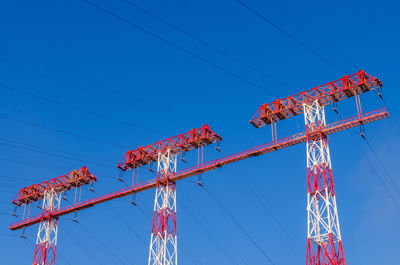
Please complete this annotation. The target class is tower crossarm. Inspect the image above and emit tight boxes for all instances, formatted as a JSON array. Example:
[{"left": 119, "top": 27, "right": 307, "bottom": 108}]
[
  {"left": 12, "top": 167, "right": 97, "bottom": 206},
  {"left": 9, "top": 108, "right": 388, "bottom": 231},
  {"left": 117, "top": 124, "right": 222, "bottom": 171},
  {"left": 250, "top": 70, "right": 382, "bottom": 128}
]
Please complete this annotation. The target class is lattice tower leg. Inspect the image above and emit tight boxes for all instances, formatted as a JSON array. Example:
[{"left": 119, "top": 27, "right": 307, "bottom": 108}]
[
  {"left": 303, "top": 101, "right": 346, "bottom": 265},
  {"left": 148, "top": 150, "right": 178, "bottom": 265},
  {"left": 33, "top": 188, "right": 62, "bottom": 265}
]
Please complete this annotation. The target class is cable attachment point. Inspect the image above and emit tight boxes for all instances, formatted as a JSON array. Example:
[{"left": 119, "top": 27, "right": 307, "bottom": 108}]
[
  {"left": 88, "top": 183, "right": 95, "bottom": 193},
  {"left": 148, "top": 163, "right": 155, "bottom": 173},
  {"left": 215, "top": 142, "right": 222, "bottom": 152},
  {"left": 332, "top": 101, "right": 339, "bottom": 114},
  {"left": 117, "top": 171, "right": 125, "bottom": 183},
  {"left": 62, "top": 192, "right": 68, "bottom": 201},
  {"left": 130, "top": 194, "right": 138, "bottom": 206},
  {"left": 196, "top": 174, "right": 204, "bottom": 188},
  {"left": 11, "top": 205, "right": 18, "bottom": 217},
  {"left": 72, "top": 212, "right": 79, "bottom": 223},
  {"left": 360, "top": 124, "right": 366, "bottom": 140},
  {"left": 20, "top": 227, "right": 27, "bottom": 239},
  {"left": 179, "top": 153, "right": 187, "bottom": 163},
  {"left": 377, "top": 87, "right": 384, "bottom": 100}
]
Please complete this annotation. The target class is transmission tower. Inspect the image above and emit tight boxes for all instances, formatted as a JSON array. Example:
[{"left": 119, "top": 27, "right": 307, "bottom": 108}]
[
  {"left": 303, "top": 101, "right": 346, "bottom": 265},
  {"left": 148, "top": 150, "right": 178, "bottom": 265},
  {"left": 117, "top": 124, "right": 222, "bottom": 265},
  {"left": 11, "top": 167, "right": 97, "bottom": 265},
  {"left": 250, "top": 70, "right": 382, "bottom": 264},
  {"left": 9, "top": 71, "right": 387, "bottom": 265},
  {"left": 33, "top": 188, "right": 62, "bottom": 265}
]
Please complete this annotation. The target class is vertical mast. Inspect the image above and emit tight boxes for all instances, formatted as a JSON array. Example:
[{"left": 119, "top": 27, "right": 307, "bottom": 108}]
[
  {"left": 148, "top": 149, "right": 178, "bottom": 265},
  {"left": 303, "top": 100, "right": 346, "bottom": 265},
  {"left": 32, "top": 188, "right": 62, "bottom": 265}
]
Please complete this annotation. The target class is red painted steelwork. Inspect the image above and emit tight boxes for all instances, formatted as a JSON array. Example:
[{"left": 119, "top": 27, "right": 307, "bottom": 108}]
[
  {"left": 12, "top": 167, "right": 97, "bottom": 206},
  {"left": 9, "top": 108, "right": 388, "bottom": 231},
  {"left": 117, "top": 124, "right": 222, "bottom": 171},
  {"left": 250, "top": 70, "right": 382, "bottom": 128}
]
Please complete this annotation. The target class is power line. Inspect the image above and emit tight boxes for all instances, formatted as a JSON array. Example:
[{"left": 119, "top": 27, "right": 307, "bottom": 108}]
[
  {"left": 0, "top": 176, "right": 34, "bottom": 182},
  {"left": 0, "top": 155, "right": 114, "bottom": 181},
  {"left": 0, "top": 155, "right": 68, "bottom": 171},
  {"left": 179, "top": 197, "right": 243, "bottom": 265},
  {"left": 334, "top": 111, "right": 400, "bottom": 213},
  {"left": 228, "top": 166, "right": 306, "bottom": 260},
  {"left": 187, "top": 147, "right": 303, "bottom": 261},
  {"left": 0, "top": 82, "right": 168, "bottom": 136},
  {"left": 217, "top": 147, "right": 304, "bottom": 259},
  {"left": 108, "top": 204, "right": 202, "bottom": 265},
  {"left": 123, "top": 0, "right": 297, "bottom": 93},
  {"left": 235, "top": 0, "right": 344, "bottom": 72},
  {"left": 0, "top": 114, "right": 129, "bottom": 148},
  {"left": 0, "top": 43, "right": 186, "bottom": 119},
  {"left": 0, "top": 140, "right": 114, "bottom": 168},
  {"left": 78, "top": 219, "right": 131, "bottom": 265},
  {"left": 81, "top": 0, "right": 281, "bottom": 97},
  {"left": 178, "top": 241, "right": 204, "bottom": 265},
  {"left": 379, "top": 97, "right": 400, "bottom": 139},
  {"left": 263, "top": 0, "right": 357, "bottom": 69},
  {"left": 203, "top": 184, "right": 276, "bottom": 265},
  {"left": 358, "top": 136, "right": 400, "bottom": 212},
  {"left": 362, "top": 136, "right": 400, "bottom": 195},
  {"left": 108, "top": 205, "right": 147, "bottom": 244},
  {"left": 376, "top": 125, "right": 400, "bottom": 168},
  {"left": 59, "top": 225, "right": 107, "bottom": 265},
  {"left": 0, "top": 136, "right": 114, "bottom": 163},
  {"left": 23, "top": 235, "right": 73, "bottom": 265}
]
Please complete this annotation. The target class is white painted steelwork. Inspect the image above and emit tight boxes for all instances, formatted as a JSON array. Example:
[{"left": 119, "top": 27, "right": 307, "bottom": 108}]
[
  {"left": 303, "top": 100, "right": 345, "bottom": 265},
  {"left": 148, "top": 149, "right": 178, "bottom": 265}
]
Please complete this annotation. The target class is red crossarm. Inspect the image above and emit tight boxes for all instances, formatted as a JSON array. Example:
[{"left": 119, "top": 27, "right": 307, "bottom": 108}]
[
  {"left": 250, "top": 70, "right": 383, "bottom": 128},
  {"left": 9, "top": 108, "right": 388, "bottom": 231},
  {"left": 12, "top": 167, "right": 97, "bottom": 206},
  {"left": 117, "top": 124, "right": 222, "bottom": 171}
]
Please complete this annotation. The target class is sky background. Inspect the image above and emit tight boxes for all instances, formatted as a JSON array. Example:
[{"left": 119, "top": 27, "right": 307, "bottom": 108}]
[{"left": 1, "top": 0, "right": 399, "bottom": 264}]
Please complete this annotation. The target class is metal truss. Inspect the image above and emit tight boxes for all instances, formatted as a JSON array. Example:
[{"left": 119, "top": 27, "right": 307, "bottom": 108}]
[
  {"left": 32, "top": 189, "right": 62, "bottom": 265},
  {"left": 13, "top": 167, "right": 96, "bottom": 206},
  {"left": 303, "top": 100, "right": 346, "bottom": 265},
  {"left": 118, "top": 124, "right": 222, "bottom": 171},
  {"left": 9, "top": 108, "right": 389, "bottom": 232},
  {"left": 251, "top": 70, "right": 382, "bottom": 127},
  {"left": 148, "top": 150, "right": 178, "bottom": 265}
]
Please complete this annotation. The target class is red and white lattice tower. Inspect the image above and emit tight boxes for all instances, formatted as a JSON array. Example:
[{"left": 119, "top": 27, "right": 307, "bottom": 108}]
[
  {"left": 303, "top": 100, "right": 346, "bottom": 265},
  {"left": 33, "top": 188, "right": 62, "bottom": 265},
  {"left": 148, "top": 149, "right": 178, "bottom": 265}
]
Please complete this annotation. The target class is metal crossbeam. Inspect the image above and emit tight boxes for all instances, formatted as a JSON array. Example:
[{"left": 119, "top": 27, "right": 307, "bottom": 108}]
[
  {"left": 250, "top": 70, "right": 382, "bottom": 127},
  {"left": 13, "top": 167, "right": 97, "bottom": 206},
  {"left": 117, "top": 124, "right": 222, "bottom": 171},
  {"left": 10, "top": 108, "right": 388, "bottom": 231}
]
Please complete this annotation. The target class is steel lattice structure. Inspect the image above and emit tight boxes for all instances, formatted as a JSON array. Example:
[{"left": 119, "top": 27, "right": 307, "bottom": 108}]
[
  {"left": 13, "top": 167, "right": 97, "bottom": 206},
  {"left": 148, "top": 150, "right": 178, "bottom": 265},
  {"left": 304, "top": 101, "right": 345, "bottom": 265},
  {"left": 250, "top": 70, "right": 382, "bottom": 127},
  {"left": 117, "top": 124, "right": 222, "bottom": 171},
  {"left": 249, "top": 70, "right": 383, "bottom": 264},
  {"left": 8, "top": 70, "right": 387, "bottom": 265},
  {"left": 10, "top": 108, "right": 388, "bottom": 231},
  {"left": 11, "top": 167, "right": 96, "bottom": 265},
  {"left": 32, "top": 188, "right": 62, "bottom": 265}
]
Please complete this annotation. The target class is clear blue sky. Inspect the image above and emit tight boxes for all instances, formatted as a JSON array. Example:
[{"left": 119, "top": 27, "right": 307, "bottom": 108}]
[{"left": 1, "top": 0, "right": 399, "bottom": 264}]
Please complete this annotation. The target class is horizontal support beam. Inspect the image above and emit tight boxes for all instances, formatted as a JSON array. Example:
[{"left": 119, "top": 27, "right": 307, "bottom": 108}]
[
  {"left": 250, "top": 70, "right": 382, "bottom": 127},
  {"left": 13, "top": 167, "right": 97, "bottom": 206},
  {"left": 9, "top": 108, "right": 388, "bottom": 231},
  {"left": 117, "top": 124, "right": 222, "bottom": 171}
]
